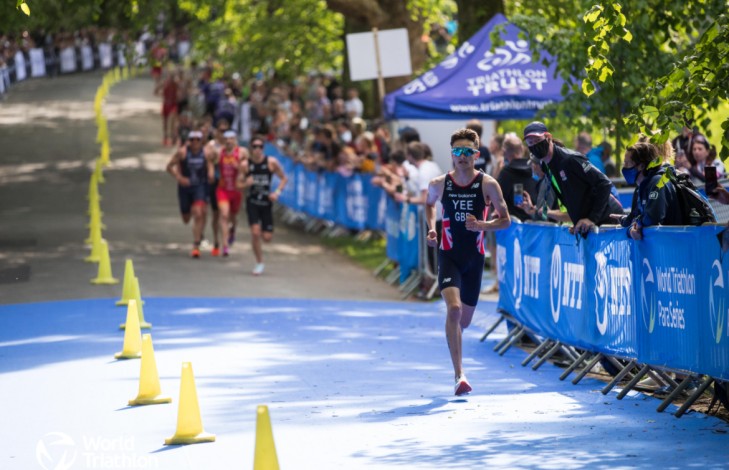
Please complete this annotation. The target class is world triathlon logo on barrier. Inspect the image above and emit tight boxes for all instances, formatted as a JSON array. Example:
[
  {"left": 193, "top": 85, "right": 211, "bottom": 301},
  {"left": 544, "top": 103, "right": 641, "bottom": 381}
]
[
  {"left": 593, "top": 247, "right": 632, "bottom": 336},
  {"left": 709, "top": 259, "right": 726, "bottom": 344},
  {"left": 641, "top": 258, "right": 657, "bottom": 334}
]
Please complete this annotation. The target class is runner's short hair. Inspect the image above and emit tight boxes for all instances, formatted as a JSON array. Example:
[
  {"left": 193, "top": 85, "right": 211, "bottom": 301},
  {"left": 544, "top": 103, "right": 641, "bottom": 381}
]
[{"left": 450, "top": 128, "right": 479, "bottom": 147}]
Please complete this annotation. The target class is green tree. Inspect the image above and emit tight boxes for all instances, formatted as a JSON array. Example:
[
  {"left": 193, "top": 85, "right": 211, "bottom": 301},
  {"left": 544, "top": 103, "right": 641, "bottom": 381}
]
[
  {"left": 179, "top": 0, "right": 343, "bottom": 82},
  {"left": 509, "top": 0, "right": 728, "bottom": 164}
]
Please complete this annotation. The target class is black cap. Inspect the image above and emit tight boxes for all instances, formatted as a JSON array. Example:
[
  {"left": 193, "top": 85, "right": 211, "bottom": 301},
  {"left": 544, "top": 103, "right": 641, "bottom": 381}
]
[{"left": 524, "top": 121, "right": 549, "bottom": 139}]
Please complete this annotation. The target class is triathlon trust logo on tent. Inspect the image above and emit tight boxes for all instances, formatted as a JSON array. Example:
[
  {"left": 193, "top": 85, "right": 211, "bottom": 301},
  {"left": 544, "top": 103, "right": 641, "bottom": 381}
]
[
  {"left": 641, "top": 258, "right": 657, "bottom": 334},
  {"left": 709, "top": 259, "right": 726, "bottom": 344},
  {"left": 477, "top": 40, "right": 531, "bottom": 72}
]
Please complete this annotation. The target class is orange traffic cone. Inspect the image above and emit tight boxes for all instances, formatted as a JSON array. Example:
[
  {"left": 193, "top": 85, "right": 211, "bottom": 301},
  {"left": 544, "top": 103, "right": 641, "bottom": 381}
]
[
  {"left": 164, "top": 362, "right": 216, "bottom": 445},
  {"left": 120, "top": 277, "right": 150, "bottom": 329},
  {"left": 128, "top": 334, "right": 171, "bottom": 406},
  {"left": 254, "top": 405, "right": 280, "bottom": 470},
  {"left": 90, "top": 239, "right": 118, "bottom": 284},
  {"left": 114, "top": 299, "right": 141, "bottom": 359}
]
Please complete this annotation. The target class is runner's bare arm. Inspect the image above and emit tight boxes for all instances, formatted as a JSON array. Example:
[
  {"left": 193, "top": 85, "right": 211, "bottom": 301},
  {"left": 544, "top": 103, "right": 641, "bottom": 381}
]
[
  {"left": 268, "top": 157, "right": 288, "bottom": 201},
  {"left": 480, "top": 174, "right": 511, "bottom": 231},
  {"left": 205, "top": 147, "right": 215, "bottom": 183},
  {"left": 425, "top": 175, "right": 445, "bottom": 247},
  {"left": 237, "top": 160, "right": 250, "bottom": 190},
  {"left": 166, "top": 148, "right": 188, "bottom": 185}
]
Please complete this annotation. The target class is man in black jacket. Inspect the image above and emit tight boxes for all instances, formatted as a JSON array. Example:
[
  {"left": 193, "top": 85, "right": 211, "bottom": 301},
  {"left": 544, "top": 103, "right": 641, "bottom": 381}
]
[
  {"left": 523, "top": 122, "right": 624, "bottom": 236},
  {"left": 497, "top": 133, "right": 537, "bottom": 221}
]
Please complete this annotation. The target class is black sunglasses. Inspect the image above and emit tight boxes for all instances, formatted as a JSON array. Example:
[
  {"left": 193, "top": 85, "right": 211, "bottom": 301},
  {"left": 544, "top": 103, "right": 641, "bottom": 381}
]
[
  {"left": 188, "top": 137, "right": 201, "bottom": 141},
  {"left": 251, "top": 144, "right": 264, "bottom": 149}
]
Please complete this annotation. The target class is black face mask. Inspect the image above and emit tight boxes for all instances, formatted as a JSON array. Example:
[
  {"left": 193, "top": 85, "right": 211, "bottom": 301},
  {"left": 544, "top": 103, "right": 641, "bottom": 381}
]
[{"left": 528, "top": 139, "right": 550, "bottom": 160}]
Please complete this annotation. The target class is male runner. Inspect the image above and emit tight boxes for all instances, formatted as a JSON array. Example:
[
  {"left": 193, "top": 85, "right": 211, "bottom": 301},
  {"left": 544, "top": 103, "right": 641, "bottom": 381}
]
[
  {"left": 166, "top": 130, "right": 215, "bottom": 258},
  {"left": 216, "top": 130, "right": 248, "bottom": 256},
  {"left": 239, "top": 136, "right": 288, "bottom": 275},
  {"left": 204, "top": 119, "right": 230, "bottom": 256},
  {"left": 425, "top": 128, "right": 511, "bottom": 395}
]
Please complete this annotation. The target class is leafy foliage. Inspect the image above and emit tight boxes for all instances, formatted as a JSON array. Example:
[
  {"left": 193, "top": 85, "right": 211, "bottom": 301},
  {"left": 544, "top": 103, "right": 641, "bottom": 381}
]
[
  {"left": 180, "top": 0, "right": 344, "bottom": 82},
  {"left": 510, "top": 0, "right": 728, "bottom": 164}
]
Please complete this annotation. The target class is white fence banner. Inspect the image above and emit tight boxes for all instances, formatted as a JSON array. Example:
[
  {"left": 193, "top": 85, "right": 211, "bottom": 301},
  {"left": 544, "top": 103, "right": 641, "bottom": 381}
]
[
  {"left": 29, "top": 48, "right": 46, "bottom": 77},
  {"left": 81, "top": 45, "right": 94, "bottom": 70},
  {"left": 14, "top": 51, "right": 27, "bottom": 81},
  {"left": 99, "top": 43, "right": 113, "bottom": 69},
  {"left": 60, "top": 47, "right": 77, "bottom": 73}
]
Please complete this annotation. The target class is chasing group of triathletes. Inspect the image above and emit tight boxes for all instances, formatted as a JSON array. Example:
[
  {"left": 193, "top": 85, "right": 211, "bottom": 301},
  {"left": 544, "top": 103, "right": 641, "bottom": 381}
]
[{"left": 166, "top": 118, "right": 287, "bottom": 276}]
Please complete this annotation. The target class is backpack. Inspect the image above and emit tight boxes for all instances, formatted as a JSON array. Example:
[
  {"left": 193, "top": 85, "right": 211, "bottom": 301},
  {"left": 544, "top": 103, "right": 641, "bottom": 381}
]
[{"left": 663, "top": 167, "right": 716, "bottom": 225}]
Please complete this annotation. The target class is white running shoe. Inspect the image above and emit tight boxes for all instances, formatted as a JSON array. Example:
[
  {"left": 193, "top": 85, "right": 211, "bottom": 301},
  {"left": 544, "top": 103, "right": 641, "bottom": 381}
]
[
  {"left": 455, "top": 375, "right": 472, "bottom": 396},
  {"left": 252, "top": 263, "right": 265, "bottom": 276}
]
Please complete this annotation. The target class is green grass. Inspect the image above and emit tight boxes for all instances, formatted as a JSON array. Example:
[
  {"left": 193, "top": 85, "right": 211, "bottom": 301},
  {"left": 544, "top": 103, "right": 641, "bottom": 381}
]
[{"left": 321, "top": 233, "right": 388, "bottom": 271}]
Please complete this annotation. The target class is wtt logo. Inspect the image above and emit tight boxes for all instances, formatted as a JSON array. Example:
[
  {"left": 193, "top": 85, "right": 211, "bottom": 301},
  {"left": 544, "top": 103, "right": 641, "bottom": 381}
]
[
  {"left": 641, "top": 258, "right": 657, "bottom": 334},
  {"left": 709, "top": 259, "right": 726, "bottom": 344},
  {"left": 512, "top": 238, "right": 540, "bottom": 309},
  {"left": 593, "top": 249, "right": 632, "bottom": 336},
  {"left": 550, "top": 245, "right": 584, "bottom": 324}
]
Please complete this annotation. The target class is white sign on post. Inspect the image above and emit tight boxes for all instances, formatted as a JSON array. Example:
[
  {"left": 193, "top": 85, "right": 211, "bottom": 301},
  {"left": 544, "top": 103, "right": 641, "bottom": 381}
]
[{"left": 346, "top": 28, "right": 412, "bottom": 81}]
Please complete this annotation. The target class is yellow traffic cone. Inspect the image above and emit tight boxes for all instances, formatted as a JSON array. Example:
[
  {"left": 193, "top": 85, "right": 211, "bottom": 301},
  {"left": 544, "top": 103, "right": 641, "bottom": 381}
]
[
  {"left": 84, "top": 223, "right": 103, "bottom": 263},
  {"left": 85, "top": 202, "right": 106, "bottom": 244},
  {"left": 91, "top": 239, "right": 119, "bottom": 284},
  {"left": 87, "top": 172, "right": 101, "bottom": 201},
  {"left": 100, "top": 140, "right": 110, "bottom": 166},
  {"left": 116, "top": 259, "right": 137, "bottom": 306},
  {"left": 254, "top": 405, "right": 280, "bottom": 470},
  {"left": 164, "top": 362, "right": 216, "bottom": 445},
  {"left": 129, "top": 334, "right": 171, "bottom": 406},
  {"left": 114, "top": 299, "right": 142, "bottom": 359},
  {"left": 120, "top": 277, "right": 150, "bottom": 329},
  {"left": 94, "top": 157, "right": 105, "bottom": 184},
  {"left": 96, "top": 118, "right": 107, "bottom": 143}
]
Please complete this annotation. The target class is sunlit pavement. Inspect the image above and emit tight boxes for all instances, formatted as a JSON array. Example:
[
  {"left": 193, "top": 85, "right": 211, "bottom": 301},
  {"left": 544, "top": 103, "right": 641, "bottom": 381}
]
[{"left": 2, "top": 297, "right": 728, "bottom": 469}]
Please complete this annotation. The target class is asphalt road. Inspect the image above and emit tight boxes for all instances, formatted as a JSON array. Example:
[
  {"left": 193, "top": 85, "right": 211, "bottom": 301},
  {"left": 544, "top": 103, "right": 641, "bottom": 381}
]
[{"left": 0, "top": 71, "right": 401, "bottom": 304}]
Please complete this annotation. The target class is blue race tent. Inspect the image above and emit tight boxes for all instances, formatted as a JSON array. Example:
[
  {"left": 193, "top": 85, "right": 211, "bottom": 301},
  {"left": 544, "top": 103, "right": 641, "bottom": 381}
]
[{"left": 384, "top": 14, "right": 565, "bottom": 120}]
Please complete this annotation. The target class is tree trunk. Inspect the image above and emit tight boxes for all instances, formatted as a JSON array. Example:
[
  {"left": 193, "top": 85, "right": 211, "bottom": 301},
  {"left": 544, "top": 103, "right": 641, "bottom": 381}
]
[
  {"left": 456, "top": 0, "right": 505, "bottom": 44},
  {"left": 327, "top": 0, "right": 426, "bottom": 94}
]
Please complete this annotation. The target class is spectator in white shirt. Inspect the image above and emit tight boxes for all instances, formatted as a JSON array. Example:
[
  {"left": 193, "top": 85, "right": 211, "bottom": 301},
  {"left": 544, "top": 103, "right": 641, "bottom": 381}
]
[{"left": 344, "top": 87, "right": 363, "bottom": 119}]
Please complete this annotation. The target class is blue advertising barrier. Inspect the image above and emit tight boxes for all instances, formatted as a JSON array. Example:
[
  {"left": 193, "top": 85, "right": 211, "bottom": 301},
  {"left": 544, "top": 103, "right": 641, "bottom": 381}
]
[
  {"left": 398, "top": 204, "right": 421, "bottom": 283},
  {"left": 265, "top": 144, "right": 424, "bottom": 285},
  {"left": 264, "top": 144, "right": 386, "bottom": 231},
  {"left": 496, "top": 222, "right": 729, "bottom": 381}
]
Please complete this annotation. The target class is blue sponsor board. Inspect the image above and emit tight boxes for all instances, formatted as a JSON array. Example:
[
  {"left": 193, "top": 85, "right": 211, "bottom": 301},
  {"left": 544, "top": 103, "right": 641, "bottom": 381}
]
[{"left": 497, "top": 223, "right": 729, "bottom": 380}]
